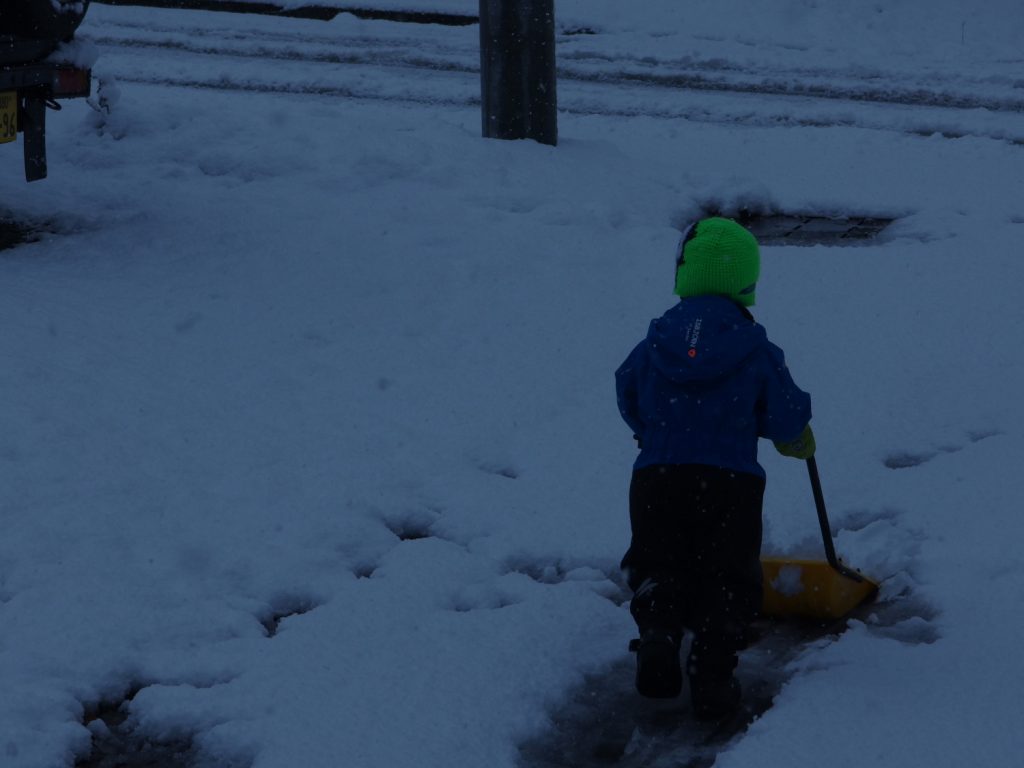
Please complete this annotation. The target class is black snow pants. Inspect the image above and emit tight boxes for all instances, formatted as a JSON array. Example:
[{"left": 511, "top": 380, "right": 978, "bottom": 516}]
[{"left": 621, "top": 464, "right": 765, "bottom": 682}]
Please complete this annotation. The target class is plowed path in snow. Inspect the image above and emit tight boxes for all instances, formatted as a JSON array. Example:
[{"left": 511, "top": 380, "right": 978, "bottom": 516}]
[{"left": 519, "top": 593, "right": 937, "bottom": 768}]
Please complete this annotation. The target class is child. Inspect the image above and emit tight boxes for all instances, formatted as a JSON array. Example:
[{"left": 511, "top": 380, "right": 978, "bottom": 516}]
[{"left": 615, "top": 216, "right": 814, "bottom": 719}]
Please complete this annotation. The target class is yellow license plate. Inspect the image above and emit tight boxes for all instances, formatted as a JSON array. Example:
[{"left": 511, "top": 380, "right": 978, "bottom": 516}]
[{"left": 1, "top": 92, "right": 17, "bottom": 144}]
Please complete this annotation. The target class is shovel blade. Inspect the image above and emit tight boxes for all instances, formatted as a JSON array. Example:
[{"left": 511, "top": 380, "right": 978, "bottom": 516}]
[{"left": 761, "top": 557, "right": 878, "bottom": 620}]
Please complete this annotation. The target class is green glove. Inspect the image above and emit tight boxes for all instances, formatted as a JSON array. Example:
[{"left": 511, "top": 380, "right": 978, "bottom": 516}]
[{"left": 774, "top": 423, "right": 815, "bottom": 459}]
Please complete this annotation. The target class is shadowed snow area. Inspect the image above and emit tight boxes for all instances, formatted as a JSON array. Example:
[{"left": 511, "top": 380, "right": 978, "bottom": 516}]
[
  {"left": 2, "top": 2, "right": 1024, "bottom": 767},
  {"left": 0, "top": 214, "right": 56, "bottom": 251}
]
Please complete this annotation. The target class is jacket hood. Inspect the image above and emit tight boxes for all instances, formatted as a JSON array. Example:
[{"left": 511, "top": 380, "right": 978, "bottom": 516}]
[{"left": 645, "top": 295, "right": 766, "bottom": 382}]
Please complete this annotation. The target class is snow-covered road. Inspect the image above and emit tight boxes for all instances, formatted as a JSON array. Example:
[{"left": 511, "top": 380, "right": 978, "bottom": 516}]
[{"left": 86, "top": 5, "right": 1024, "bottom": 144}]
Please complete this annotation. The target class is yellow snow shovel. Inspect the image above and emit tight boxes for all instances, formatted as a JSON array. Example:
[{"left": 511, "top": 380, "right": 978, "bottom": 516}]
[{"left": 761, "top": 457, "right": 878, "bottom": 620}]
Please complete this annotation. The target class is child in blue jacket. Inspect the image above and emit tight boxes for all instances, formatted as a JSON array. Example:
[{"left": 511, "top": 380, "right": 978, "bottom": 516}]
[{"left": 615, "top": 217, "right": 813, "bottom": 719}]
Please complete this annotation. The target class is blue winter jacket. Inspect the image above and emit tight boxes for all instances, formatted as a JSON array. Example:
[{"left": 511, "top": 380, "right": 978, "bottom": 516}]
[{"left": 615, "top": 296, "right": 811, "bottom": 479}]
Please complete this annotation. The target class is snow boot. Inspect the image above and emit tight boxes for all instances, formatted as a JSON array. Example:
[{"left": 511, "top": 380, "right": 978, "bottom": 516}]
[{"left": 629, "top": 628, "right": 682, "bottom": 698}]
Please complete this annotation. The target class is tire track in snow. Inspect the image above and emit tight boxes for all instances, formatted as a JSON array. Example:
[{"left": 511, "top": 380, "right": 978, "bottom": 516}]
[{"left": 102, "top": 68, "right": 1024, "bottom": 149}]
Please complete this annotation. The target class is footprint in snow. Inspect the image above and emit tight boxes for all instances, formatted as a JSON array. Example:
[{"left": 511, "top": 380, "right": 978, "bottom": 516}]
[{"left": 883, "top": 429, "right": 1002, "bottom": 469}]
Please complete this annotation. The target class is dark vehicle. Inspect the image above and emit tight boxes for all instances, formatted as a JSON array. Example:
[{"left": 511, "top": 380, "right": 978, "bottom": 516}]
[{"left": 1, "top": 1, "right": 93, "bottom": 181}]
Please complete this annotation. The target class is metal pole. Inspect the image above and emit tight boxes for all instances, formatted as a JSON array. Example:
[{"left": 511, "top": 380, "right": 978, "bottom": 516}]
[
  {"left": 22, "top": 97, "right": 47, "bottom": 182},
  {"left": 479, "top": 0, "right": 557, "bottom": 146}
]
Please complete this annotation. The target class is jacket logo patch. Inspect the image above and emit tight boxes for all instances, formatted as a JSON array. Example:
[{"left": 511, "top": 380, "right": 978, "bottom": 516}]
[{"left": 687, "top": 318, "right": 702, "bottom": 358}]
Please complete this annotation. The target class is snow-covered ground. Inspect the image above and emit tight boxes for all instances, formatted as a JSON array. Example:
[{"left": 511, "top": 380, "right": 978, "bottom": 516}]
[{"left": 3, "top": 2, "right": 1024, "bottom": 766}]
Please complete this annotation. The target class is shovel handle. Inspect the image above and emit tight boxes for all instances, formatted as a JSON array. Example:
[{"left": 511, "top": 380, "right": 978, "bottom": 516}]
[{"left": 807, "top": 457, "right": 867, "bottom": 583}]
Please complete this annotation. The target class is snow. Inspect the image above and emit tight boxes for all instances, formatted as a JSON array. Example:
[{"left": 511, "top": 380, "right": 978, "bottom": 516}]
[{"left": 2, "top": 1, "right": 1024, "bottom": 766}]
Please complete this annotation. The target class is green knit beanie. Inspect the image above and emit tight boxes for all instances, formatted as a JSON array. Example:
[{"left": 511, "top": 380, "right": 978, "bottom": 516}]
[{"left": 674, "top": 217, "right": 760, "bottom": 306}]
